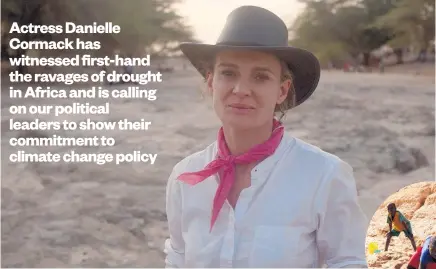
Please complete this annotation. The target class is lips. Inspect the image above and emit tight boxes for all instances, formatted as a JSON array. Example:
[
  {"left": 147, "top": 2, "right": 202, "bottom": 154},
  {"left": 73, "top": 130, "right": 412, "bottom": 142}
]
[
  {"left": 228, "top": 103, "right": 255, "bottom": 109},
  {"left": 226, "top": 103, "right": 255, "bottom": 115}
]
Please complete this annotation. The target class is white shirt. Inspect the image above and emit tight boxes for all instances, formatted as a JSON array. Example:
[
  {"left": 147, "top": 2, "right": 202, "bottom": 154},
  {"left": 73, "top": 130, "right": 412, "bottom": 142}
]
[{"left": 164, "top": 133, "right": 368, "bottom": 268}]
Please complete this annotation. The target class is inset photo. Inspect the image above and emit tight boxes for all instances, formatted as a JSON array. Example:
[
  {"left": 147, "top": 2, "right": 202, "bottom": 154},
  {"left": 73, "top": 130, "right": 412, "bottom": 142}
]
[{"left": 366, "top": 181, "right": 436, "bottom": 269}]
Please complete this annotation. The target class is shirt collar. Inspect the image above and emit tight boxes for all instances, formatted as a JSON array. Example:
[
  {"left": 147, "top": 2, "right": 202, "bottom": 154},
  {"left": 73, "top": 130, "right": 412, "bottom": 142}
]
[
  {"left": 212, "top": 132, "right": 296, "bottom": 179},
  {"left": 251, "top": 132, "right": 295, "bottom": 179}
]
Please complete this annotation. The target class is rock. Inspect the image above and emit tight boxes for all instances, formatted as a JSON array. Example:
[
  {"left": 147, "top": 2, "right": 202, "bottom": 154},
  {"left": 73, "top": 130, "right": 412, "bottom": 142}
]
[
  {"left": 392, "top": 146, "right": 428, "bottom": 174},
  {"left": 366, "top": 182, "right": 436, "bottom": 269},
  {"left": 423, "top": 124, "right": 435, "bottom": 136},
  {"left": 367, "top": 142, "right": 429, "bottom": 174}
]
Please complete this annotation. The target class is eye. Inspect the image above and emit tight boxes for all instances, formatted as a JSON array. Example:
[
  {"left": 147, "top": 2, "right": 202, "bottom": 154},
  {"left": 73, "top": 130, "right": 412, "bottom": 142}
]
[
  {"left": 220, "top": 69, "right": 235, "bottom": 77},
  {"left": 255, "top": 73, "right": 270, "bottom": 81}
]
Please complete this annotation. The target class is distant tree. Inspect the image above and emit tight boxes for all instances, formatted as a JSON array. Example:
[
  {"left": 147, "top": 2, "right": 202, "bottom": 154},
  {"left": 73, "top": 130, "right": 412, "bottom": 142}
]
[
  {"left": 71, "top": 0, "right": 196, "bottom": 55},
  {"left": 290, "top": 0, "right": 396, "bottom": 66},
  {"left": 1, "top": 0, "right": 64, "bottom": 72},
  {"left": 1, "top": 0, "right": 195, "bottom": 72},
  {"left": 373, "top": 0, "right": 435, "bottom": 62},
  {"left": 289, "top": 1, "right": 350, "bottom": 65}
]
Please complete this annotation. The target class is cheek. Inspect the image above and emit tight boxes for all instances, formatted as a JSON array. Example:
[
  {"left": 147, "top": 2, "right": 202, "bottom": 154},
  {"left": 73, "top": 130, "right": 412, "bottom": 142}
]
[
  {"left": 212, "top": 78, "right": 232, "bottom": 101},
  {"left": 255, "top": 86, "right": 281, "bottom": 108},
  {"left": 211, "top": 81, "right": 227, "bottom": 113}
]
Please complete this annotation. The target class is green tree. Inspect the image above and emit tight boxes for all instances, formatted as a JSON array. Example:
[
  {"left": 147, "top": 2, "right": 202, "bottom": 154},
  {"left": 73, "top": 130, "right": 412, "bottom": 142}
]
[
  {"left": 289, "top": 1, "right": 350, "bottom": 65},
  {"left": 1, "top": 0, "right": 70, "bottom": 72},
  {"left": 68, "top": 0, "right": 195, "bottom": 55},
  {"left": 290, "top": 0, "right": 396, "bottom": 66},
  {"left": 1, "top": 0, "right": 194, "bottom": 71},
  {"left": 373, "top": 0, "right": 435, "bottom": 62}
]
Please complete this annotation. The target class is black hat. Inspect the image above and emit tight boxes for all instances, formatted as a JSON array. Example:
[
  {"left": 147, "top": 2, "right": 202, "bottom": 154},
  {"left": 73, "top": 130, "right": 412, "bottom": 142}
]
[{"left": 179, "top": 5, "right": 321, "bottom": 109}]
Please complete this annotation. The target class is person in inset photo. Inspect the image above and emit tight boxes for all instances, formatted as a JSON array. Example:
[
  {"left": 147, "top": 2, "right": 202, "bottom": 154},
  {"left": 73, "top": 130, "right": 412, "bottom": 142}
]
[
  {"left": 385, "top": 203, "right": 417, "bottom": 252},
  {"left": 164, "top": 5, "right": 368, "bottom": 268},
  {"left": 406, "top": 235, "right": 436, "bottom": 269},
  {"left": 365, "top": 182, "right": 435, "bottom": 269}
]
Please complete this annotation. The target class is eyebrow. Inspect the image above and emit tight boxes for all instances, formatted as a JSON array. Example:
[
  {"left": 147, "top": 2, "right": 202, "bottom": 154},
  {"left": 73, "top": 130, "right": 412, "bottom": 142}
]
[
  {"left": 252, "top": 66, "right": 274, "bottom": 74},
  {"left": 217, "top": 62, "right": 275, "bottom": 74},
  {"left": 216, "top": 63, "right": 238, "bottom": 68}
]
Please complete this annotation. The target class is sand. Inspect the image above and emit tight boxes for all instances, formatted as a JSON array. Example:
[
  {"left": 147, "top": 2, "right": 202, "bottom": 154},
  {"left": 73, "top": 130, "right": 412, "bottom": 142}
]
[{"left": 1, "top": 69, "right": 435, "bottom": 267}]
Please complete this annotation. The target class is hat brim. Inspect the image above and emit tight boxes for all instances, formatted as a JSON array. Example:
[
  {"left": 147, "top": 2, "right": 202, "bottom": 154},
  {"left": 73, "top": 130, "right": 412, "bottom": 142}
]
[{"left": 179, "top": 42, "right": 321, "bottom": 108}]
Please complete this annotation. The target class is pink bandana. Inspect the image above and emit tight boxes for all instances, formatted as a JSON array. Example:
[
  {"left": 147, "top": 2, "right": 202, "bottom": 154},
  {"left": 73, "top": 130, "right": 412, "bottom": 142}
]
[{"left": 177, "top": 119, "right": 284, "bottom": 232}]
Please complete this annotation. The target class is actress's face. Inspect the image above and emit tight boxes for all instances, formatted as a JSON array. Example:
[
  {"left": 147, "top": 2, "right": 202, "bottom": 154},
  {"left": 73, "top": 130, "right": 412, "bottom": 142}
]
[{"left": 207, "top": 50, "right": 290, "bottom": 129}]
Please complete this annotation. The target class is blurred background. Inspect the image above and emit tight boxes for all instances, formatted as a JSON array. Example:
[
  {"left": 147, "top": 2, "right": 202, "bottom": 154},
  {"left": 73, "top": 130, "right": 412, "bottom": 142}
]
[{"left": 1, "top": 0, "right": 435, "bottom": 267}]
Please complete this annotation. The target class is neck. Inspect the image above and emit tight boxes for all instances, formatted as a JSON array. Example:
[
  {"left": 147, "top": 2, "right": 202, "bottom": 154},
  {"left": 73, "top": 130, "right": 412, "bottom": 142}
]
[{"left": 222, "top": 120, "right": 275, "bottom": 155}]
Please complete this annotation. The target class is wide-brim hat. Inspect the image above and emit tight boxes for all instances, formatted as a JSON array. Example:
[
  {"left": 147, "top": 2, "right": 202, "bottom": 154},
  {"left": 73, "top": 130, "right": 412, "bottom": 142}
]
[{"left": 179, "top": 5, "right": 321, "bottom": 109}]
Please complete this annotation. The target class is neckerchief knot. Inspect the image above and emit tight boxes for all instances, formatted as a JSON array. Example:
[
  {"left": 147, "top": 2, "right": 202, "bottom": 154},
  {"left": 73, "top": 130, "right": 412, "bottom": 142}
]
[
  {"left": 177, "top": 119, "right": 284, "bottom": 232},
  {"left": 223, "top": 155, "right": 236, "bottom": 163}
]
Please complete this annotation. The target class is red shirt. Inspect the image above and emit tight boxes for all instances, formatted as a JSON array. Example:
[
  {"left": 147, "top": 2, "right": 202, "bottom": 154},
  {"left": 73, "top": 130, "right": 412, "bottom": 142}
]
[
  {"left": 409, "top": 246, "right": 423, "bottom": 268},
  {"left": 409, "top": 246, "right": 436, "bottom": 269}
]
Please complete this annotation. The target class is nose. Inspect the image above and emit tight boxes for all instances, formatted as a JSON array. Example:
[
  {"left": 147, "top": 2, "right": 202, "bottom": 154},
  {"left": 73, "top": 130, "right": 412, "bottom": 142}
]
[{"left": 232, "top": 80, "right": 251, "bottom": 96}]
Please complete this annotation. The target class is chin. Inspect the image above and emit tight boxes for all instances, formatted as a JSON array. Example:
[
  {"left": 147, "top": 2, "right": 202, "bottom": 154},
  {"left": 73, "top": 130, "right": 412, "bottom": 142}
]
[
  {"left": 221, "top": 115, "right": 261, "bottom": 130},
  {"left": 215, "top": 107, "right": 270, "bottom": 129}
]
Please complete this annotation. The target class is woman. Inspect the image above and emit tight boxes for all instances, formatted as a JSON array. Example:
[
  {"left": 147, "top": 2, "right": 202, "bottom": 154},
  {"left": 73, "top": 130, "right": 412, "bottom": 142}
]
[{"left": 164, "top": 5, "right": 368, "bottom": 268}]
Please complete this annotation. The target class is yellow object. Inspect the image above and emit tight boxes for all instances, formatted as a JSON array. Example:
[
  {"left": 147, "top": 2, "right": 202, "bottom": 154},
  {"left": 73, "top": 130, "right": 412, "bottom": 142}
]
[
  {"left": 388, "top": 212, "right": 406, "bottom": 231},
  {"left": 368, "top": 242, "right": 379, "bottom": 254}
]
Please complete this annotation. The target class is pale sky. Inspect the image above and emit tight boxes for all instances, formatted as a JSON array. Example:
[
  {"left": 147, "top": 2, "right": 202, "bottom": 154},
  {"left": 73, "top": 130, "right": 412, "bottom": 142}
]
[{"left": 175, "top": 0, "right": 304, "bottom": 44}]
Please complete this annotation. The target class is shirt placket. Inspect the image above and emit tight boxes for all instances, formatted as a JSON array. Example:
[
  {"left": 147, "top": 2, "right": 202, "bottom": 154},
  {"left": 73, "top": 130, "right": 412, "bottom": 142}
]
[
  {"left": 220, "top": 204, "right": 235, "bottom": 268},
  {"left": 235, "top": 168, "right": 259, "bottom": 217},
  {"left": 219, "top": 171, "right": 260, "bottom": 268}
]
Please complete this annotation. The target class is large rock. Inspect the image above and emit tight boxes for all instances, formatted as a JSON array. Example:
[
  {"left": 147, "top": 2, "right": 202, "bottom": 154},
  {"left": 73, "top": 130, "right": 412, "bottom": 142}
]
[
  {"left": 392, "top": 146, "right": 429, "bottom": 174},
  {"left": 366, "top": 182, "right": 436, "bottom": 269}
]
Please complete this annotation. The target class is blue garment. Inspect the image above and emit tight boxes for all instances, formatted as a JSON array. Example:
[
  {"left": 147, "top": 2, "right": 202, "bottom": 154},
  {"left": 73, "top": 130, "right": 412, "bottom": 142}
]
[{"left": 420, "top": 236, "right": 436, "bottom": 265}]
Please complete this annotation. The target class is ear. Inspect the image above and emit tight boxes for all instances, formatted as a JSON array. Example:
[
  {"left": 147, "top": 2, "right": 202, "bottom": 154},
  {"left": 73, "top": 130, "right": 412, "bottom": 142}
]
[{"left": 277, "top": 78, "right": 291, "bottom": 105}]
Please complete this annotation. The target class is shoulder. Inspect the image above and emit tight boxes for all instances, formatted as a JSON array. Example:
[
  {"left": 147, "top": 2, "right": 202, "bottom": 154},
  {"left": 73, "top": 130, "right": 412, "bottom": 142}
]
[
  {"left": 287, "top": 136, "right": 357, "bottom": 201},
  {"left": 420, "top": 242, "right": 432, "bottom": 262},
  {"left": 166, "top": 141, "right": 216, "bottom": 193},
  {"left": 289, "top": 136, "right": 352, "bottom": 173},
  {"left": 422, "top": 236, "right": 433, "bottom": 250},
  {"left": 171, "top": 141, "right": 217, "bottom": 177},
  {"left": 398, "top": 211, "right": 409, "bottom": 220},
  {"left": 419, "top": 237, "right": 433, "bottom": 263},
  {"left": 292, "top": 136, "right": 344, "bottom": 164}
]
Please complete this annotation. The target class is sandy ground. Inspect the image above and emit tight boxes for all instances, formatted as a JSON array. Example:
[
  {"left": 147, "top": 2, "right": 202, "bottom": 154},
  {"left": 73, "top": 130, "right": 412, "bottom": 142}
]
[{"left": 1, "top": 69, "right": 435, "bottom": 267}]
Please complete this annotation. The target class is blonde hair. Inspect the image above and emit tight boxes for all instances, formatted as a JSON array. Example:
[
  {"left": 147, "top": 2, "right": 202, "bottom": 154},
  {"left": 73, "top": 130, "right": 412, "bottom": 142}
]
[
  {"left": 201, "top": 55, "right": 297, "bottom": 121},
  {"left": 277, "top": 59, "right": 296, "bottom": 121}
]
